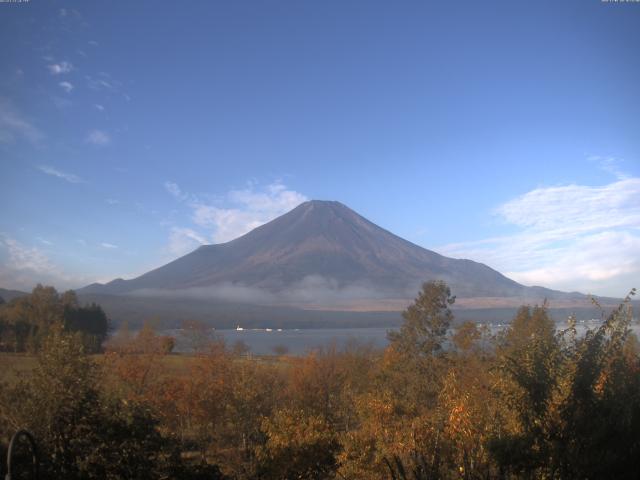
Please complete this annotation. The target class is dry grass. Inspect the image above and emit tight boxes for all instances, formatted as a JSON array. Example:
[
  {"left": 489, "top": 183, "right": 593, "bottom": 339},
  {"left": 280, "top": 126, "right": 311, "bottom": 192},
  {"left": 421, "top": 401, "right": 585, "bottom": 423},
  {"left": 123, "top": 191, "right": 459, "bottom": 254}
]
[
  {"left": 0, "top": 353, "right": 38, "bottom": 384},
  {"left": 0, "top": 352, "right": 291, "bottom": 386}
]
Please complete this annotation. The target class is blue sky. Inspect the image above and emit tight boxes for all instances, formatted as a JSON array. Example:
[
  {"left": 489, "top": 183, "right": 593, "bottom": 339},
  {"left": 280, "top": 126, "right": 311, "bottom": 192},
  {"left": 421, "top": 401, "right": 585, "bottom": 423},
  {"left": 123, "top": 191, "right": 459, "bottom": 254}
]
[{"left": 1, "top": 0, "right": 639, "bottom": 297}]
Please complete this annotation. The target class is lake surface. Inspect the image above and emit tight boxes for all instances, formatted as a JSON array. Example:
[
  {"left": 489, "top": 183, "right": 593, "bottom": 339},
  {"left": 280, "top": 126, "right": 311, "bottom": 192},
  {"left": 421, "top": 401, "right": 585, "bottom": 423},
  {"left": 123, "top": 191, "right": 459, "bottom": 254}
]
[
  {"left": 167, "top": 327, "right": 393, "bottom": 355},
  {"left": 164, "top": 319, "right": 640, "bottom": 355}
]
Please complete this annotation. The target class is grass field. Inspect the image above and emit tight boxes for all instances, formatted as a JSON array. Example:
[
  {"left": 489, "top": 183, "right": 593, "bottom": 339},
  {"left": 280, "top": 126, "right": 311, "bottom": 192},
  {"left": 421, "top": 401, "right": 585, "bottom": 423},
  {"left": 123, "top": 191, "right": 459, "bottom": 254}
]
[
  {"left": 0, "top": 352, "right": 288, "bottom": 386},
  {"left": 0, "top": 353, "right": 37, "bottom": 384}
]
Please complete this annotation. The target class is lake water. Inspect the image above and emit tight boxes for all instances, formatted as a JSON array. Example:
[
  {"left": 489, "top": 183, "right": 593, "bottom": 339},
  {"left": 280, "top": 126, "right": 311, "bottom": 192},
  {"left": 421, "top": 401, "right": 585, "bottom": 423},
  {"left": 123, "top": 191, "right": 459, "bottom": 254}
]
[
  {"left": 164, "top": 319, "right": 640, "bottom": 355},
  {"left": 167, "top": 327, "right": 393, "bottom": 355}
]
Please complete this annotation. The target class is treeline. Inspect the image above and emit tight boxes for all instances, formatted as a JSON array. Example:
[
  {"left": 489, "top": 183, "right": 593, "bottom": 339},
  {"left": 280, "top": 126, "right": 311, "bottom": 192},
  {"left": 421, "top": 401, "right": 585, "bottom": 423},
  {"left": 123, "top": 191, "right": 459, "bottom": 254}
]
[
  {"left": 0, "top": 281, "right": 638, "bottom": 479},
  {"left": 0, "top": 284, "right": 109, "bottom": 353}
]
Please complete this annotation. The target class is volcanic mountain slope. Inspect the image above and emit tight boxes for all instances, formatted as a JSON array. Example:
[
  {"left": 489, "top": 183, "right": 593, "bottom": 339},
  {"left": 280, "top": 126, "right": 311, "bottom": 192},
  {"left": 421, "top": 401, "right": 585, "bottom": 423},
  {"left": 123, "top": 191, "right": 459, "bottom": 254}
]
[{"left": 80, "top": 200, "right": 567, "bottom": 305}]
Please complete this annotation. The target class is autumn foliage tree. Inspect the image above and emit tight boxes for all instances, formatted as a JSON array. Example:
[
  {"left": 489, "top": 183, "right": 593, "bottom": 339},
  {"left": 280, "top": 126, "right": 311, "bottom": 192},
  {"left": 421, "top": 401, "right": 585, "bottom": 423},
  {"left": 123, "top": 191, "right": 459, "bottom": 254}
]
[
  {"left": 1, "top": 282, "right": 639, "bottom": 480},
  {"left": 489, "top": 290, "right": 640, "bottom": 479},
  {"left": 0, "top": 326, "right": 180, "bottom": 479}
]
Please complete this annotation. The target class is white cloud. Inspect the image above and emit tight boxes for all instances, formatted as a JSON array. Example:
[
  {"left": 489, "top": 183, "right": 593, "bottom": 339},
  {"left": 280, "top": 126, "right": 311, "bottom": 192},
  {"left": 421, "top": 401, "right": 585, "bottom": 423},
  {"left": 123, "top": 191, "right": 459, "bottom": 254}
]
[
  {"left": 168, "top": 227, "right": 207, "bottom": 256},
  {"left": 505, "top": 230, "right": 639, "bottom": 283},
  {"left": 192, "top": 205, "right": 265, "bottom": 242},
  {"left": 59, "top": 81, "right": 74, "bottom": 93},
  {"left": 164, "top": 181, "right": 188, "bottom": 201},
  {"left": 100, "top": 242, "right": 118, "bottom": 249},
  {"left": 161, "top": 181, "right": 307, "bottom": 258},
  {"left": 95, "top": 104, "right": 104, "bottom": 111},
  {"left": 495, "top": 178, "right": 640, "bottom": 234},
  {"left": 588, "top": 155, "right": 630, "bottom": 180},
  {"left": 438, "top": 177, "right": 640, "bottom": 296},
  {"left": 38, "top": 165, "right": 84, "bottom": 184},
  {"left": 47, "top": 61, "right": 73, "bottom": 75},
  {"left": 191, "top": 182, "right": 308, "bottom": 243},
  {"left": 0, "top": 99, "right": 43, "bottom": 144},
  {"left": 87, "top": 77, "right": 113, "bottom": 91},
  {"left": 105, "top": 198, "right": 119, "bottom": 205},
  {"left": 86, "top": 129, "right": 110, "bottom": 146},
  {"left": 0, "top": 236, "right": 70, "bottom": 291},
  {"left": 86, "top": 73, "right": 121, "bottom": 92},
  {"left": 0, "top": 236, "right": 106, "bottom": 291},
  {"left": 2, "top": 237, "right": 58, "bottom": 274}
]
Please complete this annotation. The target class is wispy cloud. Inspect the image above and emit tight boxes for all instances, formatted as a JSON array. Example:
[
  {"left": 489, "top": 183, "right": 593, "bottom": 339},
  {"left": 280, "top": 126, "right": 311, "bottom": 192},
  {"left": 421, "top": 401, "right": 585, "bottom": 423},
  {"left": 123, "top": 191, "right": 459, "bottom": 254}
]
[
  {"left": 0, "top": 236, "right": 70, "bottom": 291},
  {"left": 164, "top": 181, "right": 189, "bottom": 201},
  {"left": 86, "top": 129, "right": 110, "bottom": 146},
  {"left": 59, "top": 81, "right": 74, "bottom": 93},
  {"left": 100, "top": 242, "right": 118, "bottom": 249},
  {"left": 495, "top": 179, "right": 639, "bottom": 234},
  {"left": 38, "top": 165, "right": 84, "bottom": 184},
  {"left": 0, "top": 99, "right": 43, "bottom": 144},
  {"left": 162, "top": 181, "right": 307, "bottom": 256},
  {"left": 86, "top": 77, "right": 114, "bottom": 91},
  {"left": 58, "top": 8, "right": 83, "bottom": 22},
  {"left": 2, "top": 237, "right": 58, "bottom": 274},
  {"left": 47, "top": 61, "right": 73, "bottom": 75},
  {"left": 191, "top": 182, "right": 308, "bottom": 243},
  {"left": 94, "top": 104, "right": 104, "bottom": 111},
  {"left": 438, "top": 177, "right": 640, "bottom": 296},
  {"left": 168, "top": 227, "right": 207, "bottom": 256},
  {"left": 588, "top": 155, "right": 630, "bottom": 180},
  {"left": 86, "top": 73, "right": 121, "bottom": 93}
]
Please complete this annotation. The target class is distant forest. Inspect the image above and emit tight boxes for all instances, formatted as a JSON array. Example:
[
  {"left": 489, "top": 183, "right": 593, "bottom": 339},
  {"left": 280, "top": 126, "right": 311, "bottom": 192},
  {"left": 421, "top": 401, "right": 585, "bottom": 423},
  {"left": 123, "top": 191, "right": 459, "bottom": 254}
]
[
  {"left": 1, "top": 282, "right": 639, "bottom": 479},
  {"left": 0, "top": 285, "right": 109, "bottom": 353}
]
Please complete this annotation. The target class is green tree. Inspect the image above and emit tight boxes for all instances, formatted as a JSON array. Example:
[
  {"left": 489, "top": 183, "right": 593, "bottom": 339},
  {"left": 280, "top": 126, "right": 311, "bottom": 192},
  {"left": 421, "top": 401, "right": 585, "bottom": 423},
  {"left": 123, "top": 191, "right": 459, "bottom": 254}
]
[
  {"left": 552, "top": 291, "right": 640, "bottom": 479},
  {"left": 382, "top": 280, "right": 455, "bottom": 413},
  {"left": 0, "top": 286, "right": 109, "bottom": 353},
  {"left": 489, "top": 292, "right": 640, "bottom": 478},
  {"left": 63, "top": 302, "right": 110, "bottom": 352},
  {"left": 387, "top": 280, "right": 455, "bottom": 357},
  {"left": 488, "top": 305, "right": 562, "bottom": 475}
]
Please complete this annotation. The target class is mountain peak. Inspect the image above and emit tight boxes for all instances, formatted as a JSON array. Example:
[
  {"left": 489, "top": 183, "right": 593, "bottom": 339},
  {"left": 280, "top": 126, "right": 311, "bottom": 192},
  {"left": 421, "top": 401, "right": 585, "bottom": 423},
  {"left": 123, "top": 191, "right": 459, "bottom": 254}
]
[
  {"left": 293, "top": 199, "right": 353, "bottom": 217},
  {"left": 79, "top": 200, "right": 528, "bottom": 300},
  {"left": 299, "top": 199, "right": 348, "bottom": 208}
]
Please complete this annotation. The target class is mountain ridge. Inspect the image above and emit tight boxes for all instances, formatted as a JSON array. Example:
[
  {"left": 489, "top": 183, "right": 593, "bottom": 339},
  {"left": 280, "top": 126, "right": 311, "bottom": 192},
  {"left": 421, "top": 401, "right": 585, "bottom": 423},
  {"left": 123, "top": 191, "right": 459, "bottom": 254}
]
[
  {"left": 79, "top": 200, "right": 568, "bottom": 304},
  {"left": 0, "top": 287, "right": 28, "bottom": 302}
]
